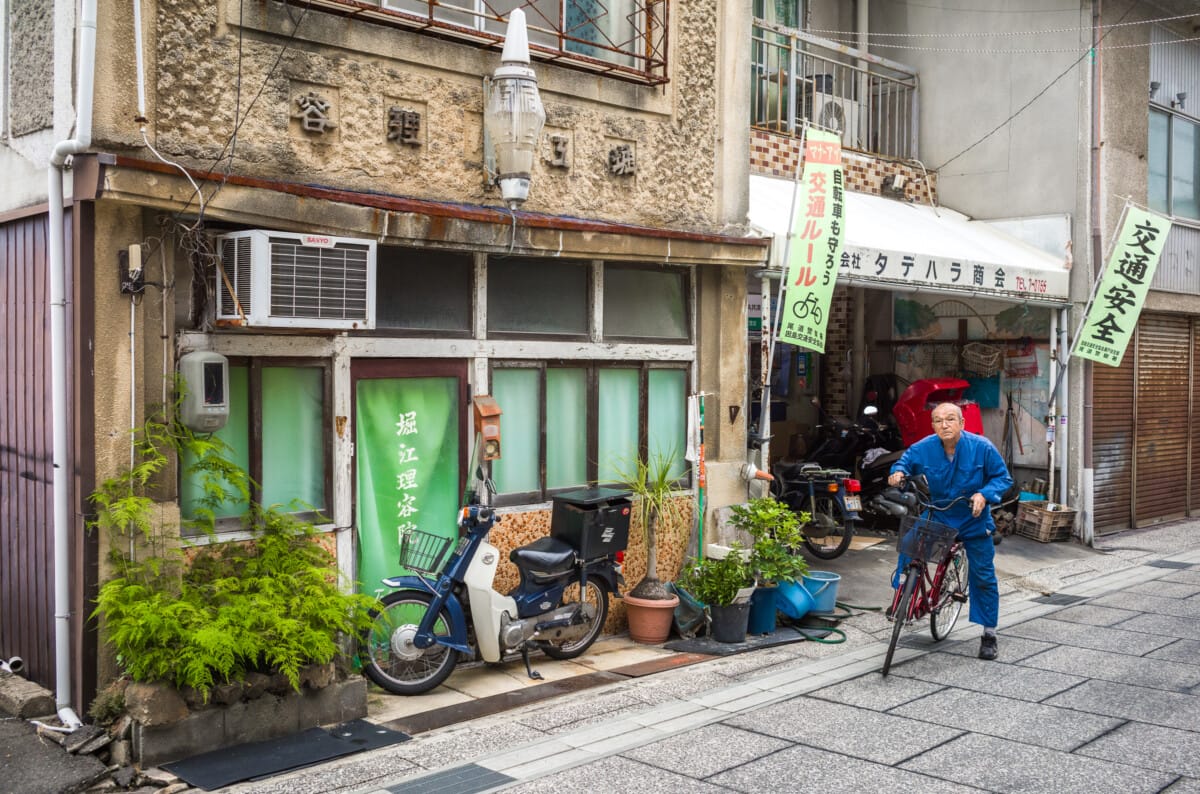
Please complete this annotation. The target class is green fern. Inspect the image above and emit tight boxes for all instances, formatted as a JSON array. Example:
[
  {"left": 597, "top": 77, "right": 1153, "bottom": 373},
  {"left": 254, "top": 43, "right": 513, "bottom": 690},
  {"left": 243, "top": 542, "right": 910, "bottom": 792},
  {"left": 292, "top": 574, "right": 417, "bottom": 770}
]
[{"left": 89, "top": 384, "right": 377, "bottom": 702}]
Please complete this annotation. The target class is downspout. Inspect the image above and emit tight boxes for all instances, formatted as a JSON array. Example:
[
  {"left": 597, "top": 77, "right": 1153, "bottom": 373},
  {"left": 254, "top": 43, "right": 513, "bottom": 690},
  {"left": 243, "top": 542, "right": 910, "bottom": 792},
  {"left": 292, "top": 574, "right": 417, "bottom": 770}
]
[
  {"left": 46, "top": 0, "right": 97, "bottom": 729},
  {"left": 1083, "top": 0, "right": 1102, "bottom": 545}
]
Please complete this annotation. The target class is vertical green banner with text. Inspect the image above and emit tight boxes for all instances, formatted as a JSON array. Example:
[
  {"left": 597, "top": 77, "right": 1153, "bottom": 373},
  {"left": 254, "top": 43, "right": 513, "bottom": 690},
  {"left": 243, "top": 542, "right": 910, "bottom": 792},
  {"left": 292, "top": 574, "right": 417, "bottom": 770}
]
[
  {"left": 355, "top": 377, "right": 459, "bottom": 597},
  {"left": 1075, "top": 206, "right": 1170, "bottom": 367},
  {"left": 779, "top": 129, "right": 845, "bottom": 353}
]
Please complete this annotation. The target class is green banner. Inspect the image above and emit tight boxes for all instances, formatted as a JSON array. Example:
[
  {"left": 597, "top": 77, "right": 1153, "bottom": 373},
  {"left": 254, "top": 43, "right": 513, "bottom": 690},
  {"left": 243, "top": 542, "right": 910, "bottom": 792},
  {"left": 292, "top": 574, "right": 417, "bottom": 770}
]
[
  {"left": 1075, "top": 206, "right": 1170, "bottom": 367},
  {"left": 779, "top": 129, "right": 845, "bottom": 353},
  {"left": 355, "top": 377, "right": 459, "bottom": 597}
]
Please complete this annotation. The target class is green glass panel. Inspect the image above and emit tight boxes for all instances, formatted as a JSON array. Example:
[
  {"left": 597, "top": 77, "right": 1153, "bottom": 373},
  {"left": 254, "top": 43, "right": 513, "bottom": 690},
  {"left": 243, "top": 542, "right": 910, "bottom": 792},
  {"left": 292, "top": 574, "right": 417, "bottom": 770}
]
[
  {"left": 261, "top": 367, "right": 325, "bottom": 513},
  {"left": 180, "top": 365, "right": 250, "bottom": 526},
  {"left": 1149, "top": 110, "right": 1170, "bottom": 214},
  {"left": 355, "top": 377, "right": 459, "bottom": 596},
  {"left": 547, "top": 369, "right": 587, "bottom": 490},
  {"left": 1173, "top": 116, "right": 1200, "bottom": 220},
  {"left": 648, "top": 369, "right": 686, "bottom": 480},
  {"left": 603, "top": 267, "right": 688, "bottom": 340},
  {"left": 598, "top": 368, "right": 639, "bottom": 483},
  {"left": 491, "top": 369, "right": 540, "bottom": 494}
]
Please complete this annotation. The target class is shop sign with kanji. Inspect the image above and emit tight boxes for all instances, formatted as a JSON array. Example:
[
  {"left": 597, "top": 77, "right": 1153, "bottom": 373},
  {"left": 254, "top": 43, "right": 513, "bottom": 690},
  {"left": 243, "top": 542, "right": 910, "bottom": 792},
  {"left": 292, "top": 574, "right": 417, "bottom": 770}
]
[
  {"left": 1075, "top": 205, "right": 1169, "bottom": 367},
  {"left": 779, "top": 129, "right": 844, "bottom": 353}
]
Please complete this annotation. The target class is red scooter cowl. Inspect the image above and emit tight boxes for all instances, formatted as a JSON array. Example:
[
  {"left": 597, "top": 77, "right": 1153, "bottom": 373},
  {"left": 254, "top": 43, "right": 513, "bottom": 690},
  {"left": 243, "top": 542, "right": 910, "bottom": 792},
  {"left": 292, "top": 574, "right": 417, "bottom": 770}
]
[{"left": 893, "top": 378, "right": 983, "bottom": 448}]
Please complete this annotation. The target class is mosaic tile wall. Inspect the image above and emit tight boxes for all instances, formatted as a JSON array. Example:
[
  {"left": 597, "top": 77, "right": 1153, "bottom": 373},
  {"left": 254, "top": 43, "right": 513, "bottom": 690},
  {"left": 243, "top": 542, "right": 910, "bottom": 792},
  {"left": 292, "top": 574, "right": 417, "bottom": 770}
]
[{"left": 749, "top": 130, "right": 939, "bottom": 203}]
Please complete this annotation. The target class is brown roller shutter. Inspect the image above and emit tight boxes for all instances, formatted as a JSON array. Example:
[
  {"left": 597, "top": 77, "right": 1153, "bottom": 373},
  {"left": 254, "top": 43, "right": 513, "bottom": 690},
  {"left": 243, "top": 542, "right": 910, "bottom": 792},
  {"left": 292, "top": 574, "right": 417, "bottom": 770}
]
[
  {"left": 1092, "top": 341, "right": 1134, "bottom": 533},
  {"left": 1134, "top": 314, "right": 1190, "bottom": 527},
  {"left": 1192, "top": 318, "right": 1199, "bottom": 517}
]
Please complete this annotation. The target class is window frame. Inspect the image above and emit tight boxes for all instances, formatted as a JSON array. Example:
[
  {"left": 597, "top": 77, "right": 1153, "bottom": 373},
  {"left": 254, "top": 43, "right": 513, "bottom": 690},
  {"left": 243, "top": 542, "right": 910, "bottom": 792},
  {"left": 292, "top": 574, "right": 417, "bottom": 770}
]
[
  {"left": 486, "top": 257, "right": 594, "bottom": 341},
  {"left": 369, "top": 246, "right": 476, "bottom": 339},
  {"left": 488, "top": 359, "right": 690, "bottom": 506},
  {"left": 1149, "top": 104, "right": 1200, "bottom": 221},
  {"left": 185, "top": 356, "right": 334, "bottom": 534},
  {"left": 304, "top": 0, "right": 669, "bottom": 85},
  {"left": 601, "top": 263, "right": 692, "bottom": 344}
]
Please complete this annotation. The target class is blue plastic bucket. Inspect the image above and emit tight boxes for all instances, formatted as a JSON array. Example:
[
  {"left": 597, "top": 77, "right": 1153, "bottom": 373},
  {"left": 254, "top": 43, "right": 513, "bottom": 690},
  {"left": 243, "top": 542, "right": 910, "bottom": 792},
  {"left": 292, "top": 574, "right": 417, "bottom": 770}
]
[
  {"left": 747, "top": 586, "right": 778, "bottom": 634},
  {"left": 802, "top": 570, "right": 841, "bottom": 614},
  {"left": 776, "top": 580, "right": 813, "bottom": 619}
]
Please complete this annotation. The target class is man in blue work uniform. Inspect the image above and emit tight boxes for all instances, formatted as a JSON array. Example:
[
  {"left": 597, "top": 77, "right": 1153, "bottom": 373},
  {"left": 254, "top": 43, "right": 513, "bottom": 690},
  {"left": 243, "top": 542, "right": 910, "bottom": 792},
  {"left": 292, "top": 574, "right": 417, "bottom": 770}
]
[{"left": 887, "top": 402, "right": 1012, "bottom": 660}]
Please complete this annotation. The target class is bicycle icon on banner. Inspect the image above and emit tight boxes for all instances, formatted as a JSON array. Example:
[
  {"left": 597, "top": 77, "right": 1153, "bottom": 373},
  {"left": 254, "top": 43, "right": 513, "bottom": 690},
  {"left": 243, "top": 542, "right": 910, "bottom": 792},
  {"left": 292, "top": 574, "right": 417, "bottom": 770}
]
[{"left": 790, "top": 293, "right": 823, "bottom": 326}]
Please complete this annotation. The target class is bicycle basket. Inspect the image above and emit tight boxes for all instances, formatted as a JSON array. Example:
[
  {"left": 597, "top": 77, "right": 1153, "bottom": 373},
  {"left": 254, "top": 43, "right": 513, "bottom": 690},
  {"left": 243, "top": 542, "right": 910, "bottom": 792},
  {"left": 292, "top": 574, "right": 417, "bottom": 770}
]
[
  {"left": 962, "top": 342, "right": 1002, "bottom": 378},
  {"left": 398, "top": 529, "right": 452, "bottom": 575},
  {"left": 897, "top": 515, "right": 959, "bottom": 563}
]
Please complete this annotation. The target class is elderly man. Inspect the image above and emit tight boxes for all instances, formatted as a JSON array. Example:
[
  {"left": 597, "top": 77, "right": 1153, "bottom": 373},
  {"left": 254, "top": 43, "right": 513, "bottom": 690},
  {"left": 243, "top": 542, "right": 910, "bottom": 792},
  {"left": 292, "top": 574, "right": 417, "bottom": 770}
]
[{"left": 887, "top": 402, "right": 1012, "bottom": 660}]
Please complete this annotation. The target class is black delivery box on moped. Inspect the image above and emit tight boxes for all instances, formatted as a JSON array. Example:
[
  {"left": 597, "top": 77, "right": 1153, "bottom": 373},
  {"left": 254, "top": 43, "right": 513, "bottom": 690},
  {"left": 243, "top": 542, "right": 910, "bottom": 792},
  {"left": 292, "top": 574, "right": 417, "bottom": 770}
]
[{"left": 551, "top": 487, "right": 632, "bottom": 559}]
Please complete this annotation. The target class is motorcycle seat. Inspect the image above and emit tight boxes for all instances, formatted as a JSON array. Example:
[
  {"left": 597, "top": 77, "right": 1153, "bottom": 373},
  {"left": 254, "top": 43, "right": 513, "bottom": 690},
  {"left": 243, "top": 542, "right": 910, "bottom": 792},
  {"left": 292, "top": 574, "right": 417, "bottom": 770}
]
[{"left": 510, "top": 536, "right": 577, "bottom": 574}]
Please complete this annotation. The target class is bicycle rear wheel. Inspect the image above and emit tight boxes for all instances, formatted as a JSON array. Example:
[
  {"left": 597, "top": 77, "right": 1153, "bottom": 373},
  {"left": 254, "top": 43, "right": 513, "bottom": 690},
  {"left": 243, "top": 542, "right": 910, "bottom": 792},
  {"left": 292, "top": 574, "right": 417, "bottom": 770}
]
[
  {"left": 800, "top": 494, "right": 856, "bottom": 560},
  {"left": 882, "top": 571, "right": 918, "bottom": 676},
  {"left": 930, "top": 546, "right": 968, "bottom": 641}
]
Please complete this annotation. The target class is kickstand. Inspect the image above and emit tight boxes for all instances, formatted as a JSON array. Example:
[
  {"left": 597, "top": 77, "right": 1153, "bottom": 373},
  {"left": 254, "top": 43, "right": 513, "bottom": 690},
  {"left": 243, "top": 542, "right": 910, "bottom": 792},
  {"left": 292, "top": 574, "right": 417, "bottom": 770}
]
[{"left": 520, "top": 644, "right": 544, "bottom": 681}]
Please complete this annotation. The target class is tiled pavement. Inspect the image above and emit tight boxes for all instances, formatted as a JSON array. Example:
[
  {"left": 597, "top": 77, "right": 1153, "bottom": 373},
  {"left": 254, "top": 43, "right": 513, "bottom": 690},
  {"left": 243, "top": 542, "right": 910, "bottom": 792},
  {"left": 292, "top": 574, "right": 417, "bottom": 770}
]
[{"left": 221, "top": 521, "right": 1200, "bottom": 794}]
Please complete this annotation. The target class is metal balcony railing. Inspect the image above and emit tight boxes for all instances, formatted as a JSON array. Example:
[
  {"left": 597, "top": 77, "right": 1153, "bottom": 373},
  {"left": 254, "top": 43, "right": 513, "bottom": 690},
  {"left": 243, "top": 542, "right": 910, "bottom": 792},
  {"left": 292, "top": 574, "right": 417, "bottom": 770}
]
[{"left": 751, "top": 23, "right": 919, "bottom": 160}]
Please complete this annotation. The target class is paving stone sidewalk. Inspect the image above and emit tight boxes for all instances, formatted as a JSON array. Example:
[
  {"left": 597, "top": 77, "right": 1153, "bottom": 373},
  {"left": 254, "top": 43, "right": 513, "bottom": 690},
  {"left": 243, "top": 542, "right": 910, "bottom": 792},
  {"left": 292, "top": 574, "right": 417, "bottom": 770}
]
[{"left": 211, "top": 520, "right": 1200, "bottom": 794}]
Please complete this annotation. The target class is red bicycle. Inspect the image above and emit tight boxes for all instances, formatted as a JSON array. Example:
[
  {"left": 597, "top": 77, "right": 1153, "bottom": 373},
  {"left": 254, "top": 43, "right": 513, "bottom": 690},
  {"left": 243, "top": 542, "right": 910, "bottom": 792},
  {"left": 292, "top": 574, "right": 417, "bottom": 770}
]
[{"left": 881, "top": 492, "right": 971, "bottom": 676}]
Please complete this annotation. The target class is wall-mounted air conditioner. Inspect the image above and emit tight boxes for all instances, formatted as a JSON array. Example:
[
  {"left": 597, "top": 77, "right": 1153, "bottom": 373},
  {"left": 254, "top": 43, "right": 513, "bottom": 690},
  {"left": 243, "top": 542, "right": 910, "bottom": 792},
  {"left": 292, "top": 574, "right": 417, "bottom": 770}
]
[
  {"left": 214, "top": 230, "right": 376, "bottom": 329},
  {"left": 805, "top": 93, "right": 862, "bottom": 150}
]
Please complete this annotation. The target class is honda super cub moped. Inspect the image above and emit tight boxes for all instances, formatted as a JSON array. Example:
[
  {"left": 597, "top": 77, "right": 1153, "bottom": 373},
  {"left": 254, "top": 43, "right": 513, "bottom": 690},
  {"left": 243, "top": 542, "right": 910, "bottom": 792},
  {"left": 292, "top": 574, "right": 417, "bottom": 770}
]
[{"left": 361, "top": 397, "right": 627, "bottom": 695}]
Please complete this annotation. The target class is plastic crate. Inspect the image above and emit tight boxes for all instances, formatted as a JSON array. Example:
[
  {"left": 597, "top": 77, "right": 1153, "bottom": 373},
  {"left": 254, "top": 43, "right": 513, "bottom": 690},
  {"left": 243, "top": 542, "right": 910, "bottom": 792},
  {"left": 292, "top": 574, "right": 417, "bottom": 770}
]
[{"left": 1015, "top": 501, "right": 1076, "bottom": 542}]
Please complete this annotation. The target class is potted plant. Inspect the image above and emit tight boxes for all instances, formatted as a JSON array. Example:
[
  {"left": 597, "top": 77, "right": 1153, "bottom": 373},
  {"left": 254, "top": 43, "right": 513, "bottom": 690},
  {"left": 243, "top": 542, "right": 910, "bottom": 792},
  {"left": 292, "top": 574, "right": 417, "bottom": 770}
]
[
  {"left": 615, "top": 451, "right": 685, "bottom": 643},
  {"left": 731, "top": 498, "right": 809, "bottom": 634},
  {"left": 676, "top": 544, "right": 756, "bottom": 643}
]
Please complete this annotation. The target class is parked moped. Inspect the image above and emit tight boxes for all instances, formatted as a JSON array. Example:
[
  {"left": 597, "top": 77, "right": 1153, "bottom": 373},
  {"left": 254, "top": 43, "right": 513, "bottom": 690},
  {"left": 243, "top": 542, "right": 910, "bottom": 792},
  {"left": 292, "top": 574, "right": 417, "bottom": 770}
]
[{"left": 361, "top": 397, "right": 627, "bottom": 695}]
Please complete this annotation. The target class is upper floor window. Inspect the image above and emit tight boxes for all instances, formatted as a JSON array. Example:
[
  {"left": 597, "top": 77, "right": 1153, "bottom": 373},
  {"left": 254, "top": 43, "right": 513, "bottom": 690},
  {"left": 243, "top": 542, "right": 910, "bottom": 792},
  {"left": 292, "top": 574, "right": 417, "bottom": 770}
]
[
  {"left": 1150, "top": 107, "right": 1200, "bottom": 221},
  {"left": 373, "top": 0, "right": 667, "bottom": 82}
]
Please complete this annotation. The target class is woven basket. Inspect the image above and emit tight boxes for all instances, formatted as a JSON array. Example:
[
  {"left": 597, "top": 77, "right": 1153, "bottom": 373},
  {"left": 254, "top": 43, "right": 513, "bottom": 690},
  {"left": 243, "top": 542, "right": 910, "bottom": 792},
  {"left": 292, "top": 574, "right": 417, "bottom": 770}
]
[
  {"left": 1015, "top": 501, "right": 1077, "bottom": 542},
  {"left": 962, "top": 342, "right": 1003, "bottom": 377}
]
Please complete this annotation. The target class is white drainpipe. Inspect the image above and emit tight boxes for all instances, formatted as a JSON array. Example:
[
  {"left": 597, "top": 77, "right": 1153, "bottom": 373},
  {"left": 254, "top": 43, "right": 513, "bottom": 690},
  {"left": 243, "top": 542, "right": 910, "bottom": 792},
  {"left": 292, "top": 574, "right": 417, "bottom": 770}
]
[{"left": 46, "top": 0, "right": 97, "bottom": 730}]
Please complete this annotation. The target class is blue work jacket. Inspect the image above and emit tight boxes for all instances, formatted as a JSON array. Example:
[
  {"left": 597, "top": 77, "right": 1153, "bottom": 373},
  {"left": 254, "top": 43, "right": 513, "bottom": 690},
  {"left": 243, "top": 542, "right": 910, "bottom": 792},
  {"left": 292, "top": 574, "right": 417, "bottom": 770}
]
[{"left": 891, "top": 430, "right": 1013, "bottom": 538}]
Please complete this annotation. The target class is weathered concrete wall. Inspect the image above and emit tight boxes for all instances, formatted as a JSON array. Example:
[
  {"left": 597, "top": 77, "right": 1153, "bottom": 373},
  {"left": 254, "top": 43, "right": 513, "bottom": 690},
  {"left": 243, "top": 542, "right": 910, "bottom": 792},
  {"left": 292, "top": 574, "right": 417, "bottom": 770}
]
[
  {"left": 87, "top": 0, "right": 728, "bottom": 232},
  {"left": 8, "top": 0, "right": 55, "bottom": 136}
]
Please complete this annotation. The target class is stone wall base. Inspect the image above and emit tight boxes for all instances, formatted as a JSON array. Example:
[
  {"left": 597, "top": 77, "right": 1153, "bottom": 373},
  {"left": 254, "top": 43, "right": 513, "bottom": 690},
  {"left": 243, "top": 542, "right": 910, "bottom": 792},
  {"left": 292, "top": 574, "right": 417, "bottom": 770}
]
[{"left": 132, "top": 677, "right": 367, "bottom": 767}]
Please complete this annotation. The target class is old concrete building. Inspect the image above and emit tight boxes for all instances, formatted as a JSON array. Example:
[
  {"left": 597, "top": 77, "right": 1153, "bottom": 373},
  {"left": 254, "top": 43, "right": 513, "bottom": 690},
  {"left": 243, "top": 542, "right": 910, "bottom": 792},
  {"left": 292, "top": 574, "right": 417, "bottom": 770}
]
[{"left": 0, "top": 0, "right": 767, "bottom": 711}]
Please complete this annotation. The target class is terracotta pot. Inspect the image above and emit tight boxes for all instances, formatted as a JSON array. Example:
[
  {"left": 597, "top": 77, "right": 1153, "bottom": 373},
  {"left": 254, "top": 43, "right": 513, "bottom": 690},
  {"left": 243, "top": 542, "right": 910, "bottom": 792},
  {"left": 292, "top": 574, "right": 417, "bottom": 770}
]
[{"left": 623, "top": 593, "right": 680, "bottom": 644}]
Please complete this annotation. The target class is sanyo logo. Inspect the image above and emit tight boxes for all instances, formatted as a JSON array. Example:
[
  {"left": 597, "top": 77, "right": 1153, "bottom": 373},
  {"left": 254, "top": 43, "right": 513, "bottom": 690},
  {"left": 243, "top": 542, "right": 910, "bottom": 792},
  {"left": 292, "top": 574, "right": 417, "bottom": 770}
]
[{"left": 302, "top": 234, "right": 335, "bottom": 248}]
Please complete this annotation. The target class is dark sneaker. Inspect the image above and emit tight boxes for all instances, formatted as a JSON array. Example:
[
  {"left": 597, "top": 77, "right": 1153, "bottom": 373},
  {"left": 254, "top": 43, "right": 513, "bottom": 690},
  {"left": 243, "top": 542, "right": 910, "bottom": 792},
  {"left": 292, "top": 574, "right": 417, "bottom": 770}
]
[{"left": 979, "top": 635, "right": 998, "bottom": 661}]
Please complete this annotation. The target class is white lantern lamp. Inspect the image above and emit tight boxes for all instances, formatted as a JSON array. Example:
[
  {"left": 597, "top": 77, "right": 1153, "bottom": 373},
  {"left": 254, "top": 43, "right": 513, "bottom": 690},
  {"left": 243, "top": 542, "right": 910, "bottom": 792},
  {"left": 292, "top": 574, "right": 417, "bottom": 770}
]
[{"left": 483, "top": 9, "right": 546, "bottom": 209}]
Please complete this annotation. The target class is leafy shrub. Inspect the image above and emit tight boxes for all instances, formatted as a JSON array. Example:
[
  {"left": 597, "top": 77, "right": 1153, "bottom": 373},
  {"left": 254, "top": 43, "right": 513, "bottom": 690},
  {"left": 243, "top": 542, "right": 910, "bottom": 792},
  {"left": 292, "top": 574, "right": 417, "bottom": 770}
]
[
  {"left": 90, "top": 396, "right": 377, "bottom": 700},
  {"left": 676, "top": 544, "right": 754, "bottom": 606},
  {"left": 730, "top": 498, "right": 810, "bottom": 585}
]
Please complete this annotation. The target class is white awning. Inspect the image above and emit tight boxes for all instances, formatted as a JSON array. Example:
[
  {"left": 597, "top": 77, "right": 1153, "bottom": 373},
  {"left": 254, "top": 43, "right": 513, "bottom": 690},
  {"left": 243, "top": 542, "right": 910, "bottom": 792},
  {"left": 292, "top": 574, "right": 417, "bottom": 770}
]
[{"left": 748, "top": 174, "right": 1071, "bottom": 306}]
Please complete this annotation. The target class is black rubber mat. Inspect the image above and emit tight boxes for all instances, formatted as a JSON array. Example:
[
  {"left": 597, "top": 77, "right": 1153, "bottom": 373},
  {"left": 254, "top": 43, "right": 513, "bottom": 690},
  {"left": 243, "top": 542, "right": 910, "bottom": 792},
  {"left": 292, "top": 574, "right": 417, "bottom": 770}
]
[
  {"left": 1147, "top": 560, "right": 1193, "bottom": 569},
  {"left": 163, "top": 720, "right": 411, "bottom": 791},
  {"left": 664, "top": 625, "right": 824, "bottom": 656},
  {"left": 1033, "top": 593, "right": 1089, "bottom": 605},
  {"left": 384, "top": 763, "right": 514, "bottom": 793}
]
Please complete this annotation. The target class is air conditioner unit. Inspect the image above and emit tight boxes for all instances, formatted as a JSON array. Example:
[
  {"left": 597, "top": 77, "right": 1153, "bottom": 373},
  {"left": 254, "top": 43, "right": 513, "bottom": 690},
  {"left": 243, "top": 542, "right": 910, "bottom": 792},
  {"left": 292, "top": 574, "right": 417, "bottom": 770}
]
[
  {"left": 805, "top": 93, "right": 861, "bottom": 149},
  {"left": 214, "top": 230, "right": 376, "bottom": 329}
]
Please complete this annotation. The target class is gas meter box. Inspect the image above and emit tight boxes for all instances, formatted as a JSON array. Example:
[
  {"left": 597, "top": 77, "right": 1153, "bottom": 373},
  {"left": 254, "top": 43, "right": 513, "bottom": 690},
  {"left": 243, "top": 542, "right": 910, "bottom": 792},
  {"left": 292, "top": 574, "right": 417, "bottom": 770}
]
[
  {"left": 551, "top": 488, "right": 632, "bottom": 559},
  {"left": 179, "top": 351, "right": 230, "bottom": 432}
]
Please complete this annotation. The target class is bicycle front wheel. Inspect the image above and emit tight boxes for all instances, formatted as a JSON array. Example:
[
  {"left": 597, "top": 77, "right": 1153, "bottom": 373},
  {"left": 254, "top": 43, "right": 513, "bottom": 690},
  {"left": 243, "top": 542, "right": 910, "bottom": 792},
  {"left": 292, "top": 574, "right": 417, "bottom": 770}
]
[
  {"left": 800, "top": 494, "right": 856, "bottom": 560},
  {"left": 882, "top": 571, "right": 918, "bottom": 677},
  {"left": 930, "top": 546, "right": 969, "bottom": 641}
]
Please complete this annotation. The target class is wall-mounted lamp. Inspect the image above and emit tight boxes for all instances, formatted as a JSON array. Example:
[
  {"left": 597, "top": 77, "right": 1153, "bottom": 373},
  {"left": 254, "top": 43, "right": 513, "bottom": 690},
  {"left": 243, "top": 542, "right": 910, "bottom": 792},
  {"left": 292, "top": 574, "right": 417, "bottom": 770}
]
[
  {"left": 483, "top": 9, "right": 546, "bottom": 210},
  {"left": 1150, "top": 81, "right": 1161, "bottom": 99},
  {"left": 1176, "top": 92, "right": 1188, "bottom": 110}
]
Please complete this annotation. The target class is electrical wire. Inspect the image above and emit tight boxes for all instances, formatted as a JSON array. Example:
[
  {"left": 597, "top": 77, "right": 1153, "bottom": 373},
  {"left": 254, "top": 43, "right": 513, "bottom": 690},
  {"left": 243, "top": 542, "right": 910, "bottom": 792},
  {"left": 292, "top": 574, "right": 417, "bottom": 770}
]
[
  {"left": 804, "top": 10, "right": 1197, "bottom": 40},
  {"left": 932, "top": 1, "right": 1140, "bottom": 173}
]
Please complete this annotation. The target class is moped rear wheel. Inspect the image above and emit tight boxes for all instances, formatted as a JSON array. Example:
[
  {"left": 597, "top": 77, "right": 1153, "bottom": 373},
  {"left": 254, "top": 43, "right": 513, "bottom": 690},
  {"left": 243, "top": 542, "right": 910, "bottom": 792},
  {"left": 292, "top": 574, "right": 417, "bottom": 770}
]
[
  {"left": 539, "top": 579, "right": 609, "bottom": 660},
  {"left": 800, "top": 494, "right": 856, "bottom": 560},
  {"left": 362, "top": 590, "right": 458, "bottom": 695},
  {"left": 930, "top": 547, "right": 968, "bottom": 641}
]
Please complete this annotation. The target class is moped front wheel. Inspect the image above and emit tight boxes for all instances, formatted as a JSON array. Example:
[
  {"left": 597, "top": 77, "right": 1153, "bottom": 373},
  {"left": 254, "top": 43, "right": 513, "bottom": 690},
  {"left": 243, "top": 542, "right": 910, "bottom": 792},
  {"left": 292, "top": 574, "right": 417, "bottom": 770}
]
[
  {"left": 800, "top": 494, "right": 856, "bottom": 560},
  {"left": 362, "top": 590, "right": 458, "bottom": 695},
  {"left": 538, "top": 579, "right": 609, "bottom": 660}
]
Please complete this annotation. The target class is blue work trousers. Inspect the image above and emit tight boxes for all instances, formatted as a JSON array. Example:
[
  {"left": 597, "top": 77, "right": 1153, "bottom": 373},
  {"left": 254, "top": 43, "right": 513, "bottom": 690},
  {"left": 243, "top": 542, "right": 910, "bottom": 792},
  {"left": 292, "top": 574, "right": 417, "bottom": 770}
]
[{"left": 893, "top": 531, "right": 998, "bottom": 629}]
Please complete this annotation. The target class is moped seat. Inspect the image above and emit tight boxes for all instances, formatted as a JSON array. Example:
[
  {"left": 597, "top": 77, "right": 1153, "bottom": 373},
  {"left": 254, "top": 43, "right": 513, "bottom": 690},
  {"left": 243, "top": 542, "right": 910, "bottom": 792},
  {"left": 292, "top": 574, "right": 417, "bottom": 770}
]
[{"left": 510, "top": 536, "right": 576, "bottom": 577}]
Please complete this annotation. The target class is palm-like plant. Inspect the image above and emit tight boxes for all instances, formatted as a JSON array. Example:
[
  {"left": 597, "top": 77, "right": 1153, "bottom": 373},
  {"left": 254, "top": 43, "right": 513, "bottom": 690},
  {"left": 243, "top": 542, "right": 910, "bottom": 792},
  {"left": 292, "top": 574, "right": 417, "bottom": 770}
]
[{"left": 615, "top": 450, "right": 684, "bottom": 601}]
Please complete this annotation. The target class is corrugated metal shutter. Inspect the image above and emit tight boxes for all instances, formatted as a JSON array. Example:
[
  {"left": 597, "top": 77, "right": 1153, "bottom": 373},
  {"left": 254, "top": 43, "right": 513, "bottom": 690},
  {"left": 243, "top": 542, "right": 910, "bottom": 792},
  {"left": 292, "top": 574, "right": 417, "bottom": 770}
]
[
  {"left": 0, "top": 214, "right": 55, "bottom": 684},
  {"left": 1192, "top": 318, "right": 1199, "bottom": 517},
  {"left": 1092, "top": 339, "right": 1134, "bottom": 533},
  {"left": 1134, "top": 314, "right": 1191, "bottom": 527}
]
